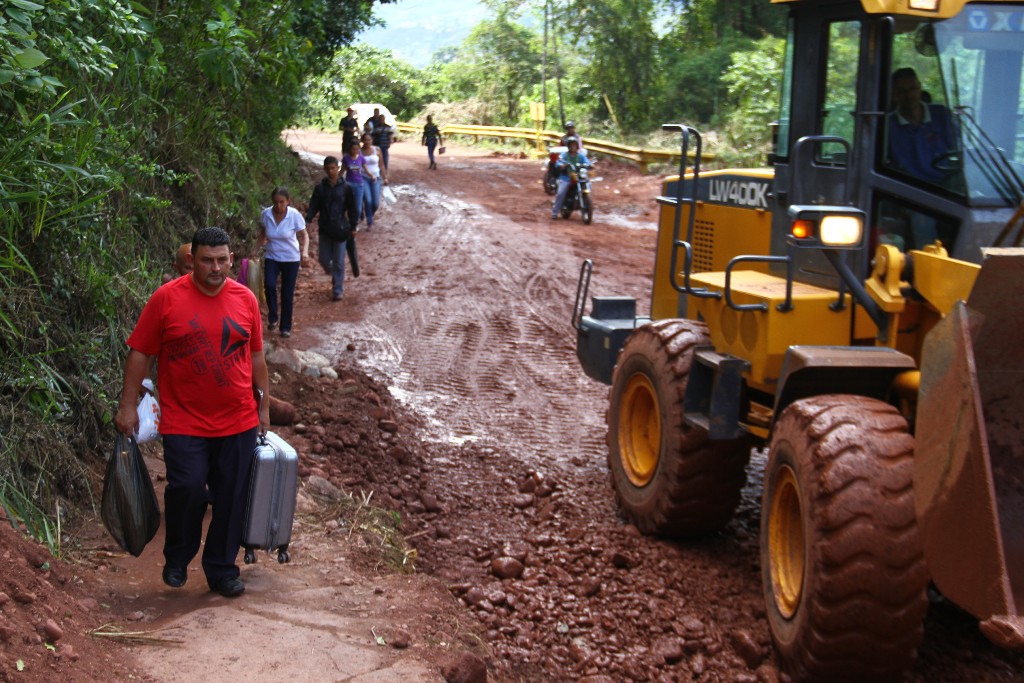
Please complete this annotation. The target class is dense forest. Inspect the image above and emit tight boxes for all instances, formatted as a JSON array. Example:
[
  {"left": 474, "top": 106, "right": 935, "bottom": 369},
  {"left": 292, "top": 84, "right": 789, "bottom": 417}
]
[
  {"left": 306, "top": 0, "right": 787, "bottom": 159},
  {"left": 0, "top": 0, "right": 785, "bottom": 547}
]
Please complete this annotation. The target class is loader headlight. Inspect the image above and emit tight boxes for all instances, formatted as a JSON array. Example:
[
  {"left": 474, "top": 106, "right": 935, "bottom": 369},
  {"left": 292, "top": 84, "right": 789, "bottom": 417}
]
[
  {"left": 820, "top": 215, "right": 863, "bottom": 246},
  {"left": 786, "top": 205, "right": 865, "bottom": 249}
]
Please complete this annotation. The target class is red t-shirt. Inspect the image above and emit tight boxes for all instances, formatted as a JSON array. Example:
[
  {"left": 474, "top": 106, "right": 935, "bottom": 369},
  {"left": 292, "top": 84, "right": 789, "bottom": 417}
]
[{"left": 127, "top": 275, "right": 263, "bottom": 436}]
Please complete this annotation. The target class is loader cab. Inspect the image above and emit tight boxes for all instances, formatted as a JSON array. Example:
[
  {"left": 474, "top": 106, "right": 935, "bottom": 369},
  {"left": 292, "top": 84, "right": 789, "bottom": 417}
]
[{"left": 770, "top": 0, "right": 1024, "bottom": 286}]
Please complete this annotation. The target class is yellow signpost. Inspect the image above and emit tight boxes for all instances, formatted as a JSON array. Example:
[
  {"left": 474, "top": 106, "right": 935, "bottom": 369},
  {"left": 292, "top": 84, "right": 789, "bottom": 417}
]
[{"left": 530, "top": 102, "right": 546, "bottom": 156}]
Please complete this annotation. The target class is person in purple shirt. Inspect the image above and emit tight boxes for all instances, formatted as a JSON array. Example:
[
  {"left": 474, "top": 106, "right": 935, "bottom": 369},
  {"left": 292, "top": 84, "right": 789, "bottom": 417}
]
[{"left": 341, "top": 140, "right": 377, "bottom": 230}]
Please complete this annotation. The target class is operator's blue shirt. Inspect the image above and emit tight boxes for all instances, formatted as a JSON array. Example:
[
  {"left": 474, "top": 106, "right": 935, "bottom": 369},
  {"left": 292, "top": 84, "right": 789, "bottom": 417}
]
[{"left": 887, "top": 103, "right": 958, "bottom": 184}]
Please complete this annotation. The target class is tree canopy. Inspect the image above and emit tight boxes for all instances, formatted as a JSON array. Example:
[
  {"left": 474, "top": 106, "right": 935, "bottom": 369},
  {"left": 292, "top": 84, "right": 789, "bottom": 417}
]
[
  {"left": 0, "top": 0, "right": 389, "bottom": 541},
  {"left": 318, "top": 0, "right": 788, "bottom": 136},
  {"left": 1, "top": 0, "right": 787, "bottom": 541}
]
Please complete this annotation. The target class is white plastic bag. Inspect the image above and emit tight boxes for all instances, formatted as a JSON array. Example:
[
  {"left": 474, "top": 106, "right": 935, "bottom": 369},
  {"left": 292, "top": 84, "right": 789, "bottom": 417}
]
[
  {"left": 135, "top": 379, "right": 161, "bottom": 443},
  {"left": 381, "top": 185, "right": 397, "bottom": 207}
]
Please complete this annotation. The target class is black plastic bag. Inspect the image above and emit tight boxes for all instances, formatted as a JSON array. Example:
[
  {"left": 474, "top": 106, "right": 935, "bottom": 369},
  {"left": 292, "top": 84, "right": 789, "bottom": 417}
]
[{"left": 101, "top": 433, "right": 161, "bottom": 557}]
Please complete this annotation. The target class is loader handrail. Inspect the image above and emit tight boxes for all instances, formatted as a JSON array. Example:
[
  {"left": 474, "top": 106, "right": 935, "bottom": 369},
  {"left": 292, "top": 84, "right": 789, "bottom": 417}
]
[
  {"left": 572, "top": 259, "right": 593, "bottom": 331},
  {"left": 662, "top": 123, "right": 721, "bottom": 302},
  {"left": 725, "top": 254, "right": 795, "bottom": 312}
]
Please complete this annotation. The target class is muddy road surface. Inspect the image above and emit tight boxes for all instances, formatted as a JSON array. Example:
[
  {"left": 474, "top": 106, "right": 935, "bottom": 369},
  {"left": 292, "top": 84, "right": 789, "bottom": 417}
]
[
  {"left": 5, "top": 131, "right": 1020, "bottom": 683},
  {"left": 277, "top": 132, "right": 1024, "bottom": 683}
]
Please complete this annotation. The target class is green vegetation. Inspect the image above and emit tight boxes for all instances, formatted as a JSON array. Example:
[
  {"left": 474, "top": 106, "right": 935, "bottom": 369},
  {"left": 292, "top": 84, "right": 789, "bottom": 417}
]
[
  {"left": 2, "top": 0, "right": 786, "bottom": 552},
  {"left": 0, "top": 0, "right": 388, "bottom": 551},
  {"left": 302, "top": 0, "right": 787, "bottom": 160}
]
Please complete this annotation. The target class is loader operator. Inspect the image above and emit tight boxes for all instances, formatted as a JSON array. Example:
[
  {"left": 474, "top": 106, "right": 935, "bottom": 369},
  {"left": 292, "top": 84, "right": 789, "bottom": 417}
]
[
  {"left": 887, "top": 67, "right": 958, "bottom": 186},
  {"left": 884, "top": 67, "right": 960, "bottom": 248},
  {"left": 115, "top": 226, "right": 271, "bottom": 599}
]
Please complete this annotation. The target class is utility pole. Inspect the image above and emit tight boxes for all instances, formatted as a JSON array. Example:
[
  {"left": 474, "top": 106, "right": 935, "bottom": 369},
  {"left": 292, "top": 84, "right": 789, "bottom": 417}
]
[
  {"left": 542, "top": 0, "right": 548, "bottom": 109},
  {"left": 554, "top": 24, "right": 565, "bottom": 127}
]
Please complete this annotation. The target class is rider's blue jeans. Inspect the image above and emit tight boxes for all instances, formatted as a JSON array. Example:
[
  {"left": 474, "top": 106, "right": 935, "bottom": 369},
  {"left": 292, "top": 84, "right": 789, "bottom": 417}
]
[{"left": 552, "top": 177, "right": 572, "bottom": 217}]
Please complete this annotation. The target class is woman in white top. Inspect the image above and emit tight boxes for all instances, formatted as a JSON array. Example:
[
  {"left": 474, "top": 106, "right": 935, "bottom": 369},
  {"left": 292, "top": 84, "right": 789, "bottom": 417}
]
[
  {"left": 257, "top": 187, "right": 309, "bottom": 338},
  {"left": 360, "top": 133, "right": 388, "bottom": 231}
]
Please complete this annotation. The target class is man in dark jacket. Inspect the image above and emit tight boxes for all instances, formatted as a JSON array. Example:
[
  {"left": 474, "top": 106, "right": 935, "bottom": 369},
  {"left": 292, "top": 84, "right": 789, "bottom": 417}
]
[
  {"left": 339, "top": 108, "right": 360, "bottom": 155},
  {"left": 305, "top": 156, "right": 359, "bottom": 300},
  {"left": 371, "top": 114, "right": 394, "bottom": 170}
]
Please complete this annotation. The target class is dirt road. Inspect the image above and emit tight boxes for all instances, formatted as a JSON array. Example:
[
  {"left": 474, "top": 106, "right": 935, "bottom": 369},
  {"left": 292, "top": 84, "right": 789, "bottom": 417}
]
[
  {"left": 275, "top": 131, "right": 1024, "bottom": 682},
  {"left": 4, "top": 131, "right": 1023, "bottom": 682}
]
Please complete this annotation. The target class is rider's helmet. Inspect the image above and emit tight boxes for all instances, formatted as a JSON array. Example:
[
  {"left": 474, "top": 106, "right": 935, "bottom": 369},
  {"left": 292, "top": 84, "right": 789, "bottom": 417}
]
[{"left": 565, "top": 121, "right": 575, "bottom": 130}]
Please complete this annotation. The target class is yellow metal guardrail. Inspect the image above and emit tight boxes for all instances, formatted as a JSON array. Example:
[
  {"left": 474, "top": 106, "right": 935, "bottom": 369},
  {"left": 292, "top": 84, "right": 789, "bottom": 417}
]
[{"left": 396, "top": 122, "right": 711, "bottom": 174}]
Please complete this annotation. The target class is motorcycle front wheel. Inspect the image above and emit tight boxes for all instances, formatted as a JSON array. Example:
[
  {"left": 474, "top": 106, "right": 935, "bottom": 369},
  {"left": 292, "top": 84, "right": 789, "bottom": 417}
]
[{"left": 580, "top": 194, "right": 593, "bottom": 225}]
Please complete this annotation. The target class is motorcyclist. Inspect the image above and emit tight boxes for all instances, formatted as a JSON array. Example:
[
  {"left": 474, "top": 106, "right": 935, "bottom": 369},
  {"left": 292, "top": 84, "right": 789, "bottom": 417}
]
[
  {"left": 551, "top": 138, "right": 591, "bottom": 220},
  {"left": 546, "top": 121, "right": 585, "bottom": 194},
  {"left": 560, "top": 121, "right": 584, "bottom": 150}
]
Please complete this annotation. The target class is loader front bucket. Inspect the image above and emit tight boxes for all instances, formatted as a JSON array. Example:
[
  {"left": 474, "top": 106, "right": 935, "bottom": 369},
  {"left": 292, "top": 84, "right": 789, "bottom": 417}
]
[{"left": 915, "top": 248, "right": 1024, "bottom": 650}]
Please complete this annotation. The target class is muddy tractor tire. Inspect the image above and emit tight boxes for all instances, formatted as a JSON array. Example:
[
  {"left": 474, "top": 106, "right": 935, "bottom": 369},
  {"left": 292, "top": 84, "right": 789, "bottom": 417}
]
[
  {"left": 762, "top": 395, "right": 929, "bottom": 683},
  {"left": 607, "top": 319, "right": 751, "bottom": 537}
]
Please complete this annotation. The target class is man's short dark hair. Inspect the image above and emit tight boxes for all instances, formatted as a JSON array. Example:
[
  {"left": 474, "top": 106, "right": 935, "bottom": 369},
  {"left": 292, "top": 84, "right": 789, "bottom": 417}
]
[
  {"left": 892, "top": 67, "right": 919, "bottom": 84},
  {"left": 192, "top": 227, "right": 230, "bottom": 253},
  {"left": 324, "top": 155, "right": 339, "bottom": 167}
]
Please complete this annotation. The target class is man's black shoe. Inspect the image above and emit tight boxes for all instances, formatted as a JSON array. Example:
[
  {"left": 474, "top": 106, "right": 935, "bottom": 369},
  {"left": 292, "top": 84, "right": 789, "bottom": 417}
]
[
  {"left": 209, "top": 576, "right": 245, "bottom": 597},
  {"left": 162, "top": 566, "right": 187, "bottom": 588}
]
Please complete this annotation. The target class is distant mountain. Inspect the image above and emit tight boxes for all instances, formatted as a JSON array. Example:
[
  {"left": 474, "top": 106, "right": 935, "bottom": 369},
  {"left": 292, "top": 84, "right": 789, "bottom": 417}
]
[{"left": 359, "top": 0, "right": 488, "bottom": 67}]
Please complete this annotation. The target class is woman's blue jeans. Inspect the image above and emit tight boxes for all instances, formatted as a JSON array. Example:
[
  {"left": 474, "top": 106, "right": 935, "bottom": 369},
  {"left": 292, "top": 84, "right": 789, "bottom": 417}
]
[
  {"left": 362, "top": 178, "right": 380, "bottom": 226},
  {"left": 263, "top": 258, "right": 300, "bottom": 332}
]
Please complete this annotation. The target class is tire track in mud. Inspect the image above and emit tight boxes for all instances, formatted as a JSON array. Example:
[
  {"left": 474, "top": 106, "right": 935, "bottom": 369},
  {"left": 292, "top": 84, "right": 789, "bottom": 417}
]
[
  {"left": 313, "top": 184, "right": 610, "bottom": 471},
  {"left": 285, "top": 135, "right": 1024, "bottom": 683}
]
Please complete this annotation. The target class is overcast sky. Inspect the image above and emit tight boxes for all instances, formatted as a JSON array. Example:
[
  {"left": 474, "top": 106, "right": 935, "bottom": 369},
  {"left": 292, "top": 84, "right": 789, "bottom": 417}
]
[{"left": 358, "top": 0, "right": 488, "bottom": 67}]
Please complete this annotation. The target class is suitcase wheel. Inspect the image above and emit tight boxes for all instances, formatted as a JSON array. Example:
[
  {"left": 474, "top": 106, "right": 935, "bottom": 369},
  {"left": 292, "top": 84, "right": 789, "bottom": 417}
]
[
  {"left": 277, "top": 546, "right": 290, "bottom": 564},
  {"left": 244, "top": 548, "right": 257, "bottom": 565}
]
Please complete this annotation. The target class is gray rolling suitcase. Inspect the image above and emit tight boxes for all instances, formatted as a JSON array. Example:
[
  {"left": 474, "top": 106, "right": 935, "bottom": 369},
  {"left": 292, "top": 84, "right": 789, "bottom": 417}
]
[{"left": 243, "top": 430, "right": 298, "bottom": 564}]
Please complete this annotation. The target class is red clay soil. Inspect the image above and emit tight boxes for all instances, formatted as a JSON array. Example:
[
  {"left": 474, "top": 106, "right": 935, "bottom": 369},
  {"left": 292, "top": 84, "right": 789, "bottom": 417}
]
[{"left": 2, "top": 133, "right": 1022, "bottom": 683}]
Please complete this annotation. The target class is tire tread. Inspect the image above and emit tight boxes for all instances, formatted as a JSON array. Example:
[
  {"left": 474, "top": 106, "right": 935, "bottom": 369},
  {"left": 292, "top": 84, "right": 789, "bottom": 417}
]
[
  {"left": 764, "top": 395, "right": 928, "bottom": 683},
  {"left": 607, "top": 320, "right": 751, "bottom": 537}
]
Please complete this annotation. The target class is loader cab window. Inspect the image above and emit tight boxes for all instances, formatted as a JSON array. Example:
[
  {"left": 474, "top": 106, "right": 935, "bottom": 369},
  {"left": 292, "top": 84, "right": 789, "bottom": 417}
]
[
  {"left": 817, "top": 20, "right": 862, "bottom": 165},
  {"left": 884, "top": 29, "right": 963, "bottom": 195},
  {"left": 874, "top": 194, "right": 959, "bottom": 252},
  {"left": 882, "top": 10, "right": 1024, "bottom": 207}
]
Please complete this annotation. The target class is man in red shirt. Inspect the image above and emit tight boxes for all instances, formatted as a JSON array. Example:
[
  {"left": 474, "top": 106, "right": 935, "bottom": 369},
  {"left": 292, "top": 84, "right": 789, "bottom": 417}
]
[{"left": 115, "top": 227, "right": 270, "bottom": 597}]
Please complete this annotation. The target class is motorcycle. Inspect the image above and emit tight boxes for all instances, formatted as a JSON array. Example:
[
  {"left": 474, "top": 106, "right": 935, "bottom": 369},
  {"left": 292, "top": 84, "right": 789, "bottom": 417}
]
[
  {"left": 558, "top": 162, "right": 594, "bottom": 224},
  {"left": 543, "top": 146, "right": 567, "bottom": 195}
]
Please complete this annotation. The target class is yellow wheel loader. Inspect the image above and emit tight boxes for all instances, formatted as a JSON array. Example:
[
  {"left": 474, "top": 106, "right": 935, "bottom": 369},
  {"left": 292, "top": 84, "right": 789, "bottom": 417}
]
[{"left": 573, "top": 0, "right": 1024, "bottom": 680}]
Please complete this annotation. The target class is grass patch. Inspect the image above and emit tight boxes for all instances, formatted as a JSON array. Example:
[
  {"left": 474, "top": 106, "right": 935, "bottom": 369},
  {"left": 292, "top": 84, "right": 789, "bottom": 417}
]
[{"left": 314, "top": 488, "right": 418, "bottom": 574}]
